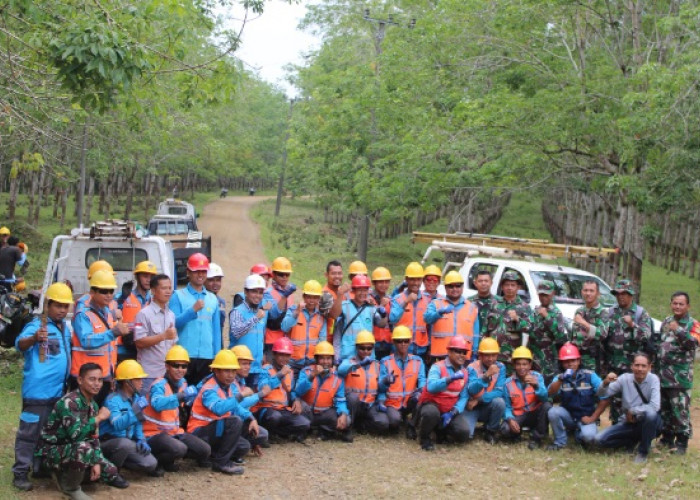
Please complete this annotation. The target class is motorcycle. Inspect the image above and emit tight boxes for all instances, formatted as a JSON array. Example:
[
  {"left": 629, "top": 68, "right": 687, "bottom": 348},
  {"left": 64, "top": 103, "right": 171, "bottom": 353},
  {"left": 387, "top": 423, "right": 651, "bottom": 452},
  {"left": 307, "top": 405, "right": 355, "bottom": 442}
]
[{"left": 0, "top": 277, "right": 39, "bottom": 348}]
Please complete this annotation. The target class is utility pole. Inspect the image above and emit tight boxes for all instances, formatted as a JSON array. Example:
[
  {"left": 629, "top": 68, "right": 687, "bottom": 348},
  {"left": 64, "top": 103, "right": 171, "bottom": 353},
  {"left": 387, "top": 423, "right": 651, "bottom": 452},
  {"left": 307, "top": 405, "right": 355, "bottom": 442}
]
[
  {"left": 76, "top": 118, "right": 89, "bottom": 227},
  {"left": 275, "top": 98, "right": 295, "bottom": 217},
  {"left": 358, "top": 9, "right": 416, "bottom": 261}
]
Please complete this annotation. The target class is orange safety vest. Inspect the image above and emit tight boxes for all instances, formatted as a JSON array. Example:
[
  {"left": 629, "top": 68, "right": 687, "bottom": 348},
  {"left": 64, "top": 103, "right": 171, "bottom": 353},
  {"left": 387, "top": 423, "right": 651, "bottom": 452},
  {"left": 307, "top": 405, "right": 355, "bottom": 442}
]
[
  {"left": 372, "top": 295, "right": 392, "bottom": 344},
  {"left": 430, "top": 299, "right": 478, "bottom": 358},
  {"left": 266, "top": 287, "right": 294, "bottom": 345},
  {"left": 187, "top": 377, "right": 231, "bottom": 432},
  {"left": 396, "top": 293, "right": 430, "bottom": 348},
  {"left": 253, "top": 365, "right": 294, "bottom": 411},
  {"left": 505, "top": 375, "right": 541, "bottom": 416},
  {"left": 71, "top": 309, "right": 117, "bottom": 377},
  {"left": 289, "top": 310, "right": 325, "bottom": 362},
  {"left": 383, "top": 355, "right": 422, "bottom": 409},
  {"left": 419, "top": 360, "right": 467, "bottom": 413},
  {"left": 344, "top": 360, "right": 380, "bottom": 404},
  {"left": 467, "top": 360, "right": 499, "bottom": 400},
  {"left": 117, "top": 293, "right": 146, "bottom": 350},
  {"left": 300, "top": 367, "right": 342, "bottom": 414},
  {"left": 142, "top": 378, "right": 185, "bottom": 437}
]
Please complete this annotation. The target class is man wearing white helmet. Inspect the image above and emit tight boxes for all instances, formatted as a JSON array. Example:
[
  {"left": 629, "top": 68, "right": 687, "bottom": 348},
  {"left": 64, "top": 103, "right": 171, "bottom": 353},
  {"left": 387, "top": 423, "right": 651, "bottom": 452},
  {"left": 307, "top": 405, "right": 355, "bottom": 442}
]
[
  {"left": 229, "top": 275, "right": 273, "bottom": 376},
  {"left": 205, "top": 263, "right": 226, "bottom": 335}
]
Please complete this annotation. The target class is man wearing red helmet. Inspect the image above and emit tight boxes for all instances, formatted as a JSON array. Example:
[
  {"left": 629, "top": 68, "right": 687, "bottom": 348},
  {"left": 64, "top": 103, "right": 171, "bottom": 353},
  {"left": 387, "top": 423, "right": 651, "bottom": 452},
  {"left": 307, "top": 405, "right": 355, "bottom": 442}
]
[
  {"left": 416, "top": 336, "right": 471, "bottom": 451},
  {"left": 333, "top": 275, "right": 387, "bottom": 362},
  {"left": 546, "top": 343, "right": 605, "bottom": 450},
  {"left": 169, "top": 253, "right": 221, "bottom": 386}
]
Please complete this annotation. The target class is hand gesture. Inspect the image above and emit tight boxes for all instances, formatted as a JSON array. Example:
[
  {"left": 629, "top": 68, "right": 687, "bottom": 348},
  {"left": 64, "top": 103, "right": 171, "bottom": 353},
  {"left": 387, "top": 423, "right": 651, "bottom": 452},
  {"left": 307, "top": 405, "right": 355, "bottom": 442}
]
[
  {"left": 668, "top": 320, "right": 680, "bottom": 332},
  {"left": 508, "top": 310, "right": 518, "bottom": 322},
  {"left": 248, "top": 419, "right": 259, "bottom": 438},
  {"left": 96, "top": 406, "right": 111, "bottom": 424},
  {"left": 623, "top": 314, "right": 634, "bottom": 327},
  {"left": 486, "top": 364, "right": 500, "bottom": 378},
  {"left": 262, "top": 301, "right": 273, "bottom": 311},
  {"left": 538, "top": 306, "right": 548, "bottom": 318},
  {"left": 604, "top": 372, "right": 618, "bottom": 385},
  {"left": 380, "top": 296, "right": 390, "bottom": 307},
  {"left": 337, "top": 413, "right": 349, "bottom": 430},
  {"left": 114, "top": 321, "right": 129, "bottom": 337},
  {"left": 256, "top": 307, "right": 266, "bottom": 320},
  {"left": 114, "top": 309, "right": 123, "bottom": 321},
  {"left": 524, "top": 374, "right": 539, "bottom": 386},
  {"left": 35, "top": 326, "right": 48, "bottom": 343},
  {"left": 407, "top": 292, "right": 418, "bottom": 303},
  {"left": 278, "top": 365, "right": 292, "bottom": 378},
  {"left": 193, "top": 299, "right": 205, "bottom": 312},
  {"left": 240, "top": 387, "right": 254, "bottom": 397},
  {"left": 311, "top": 364, "right": 325, "bottom": 378},
  {"left": 339, "top": 283, "right": 351, "bottom": 296},
  {"left": 164, "top": 323, "right": 177, "bottom": 341},
  {"left": 298, "top": 300, "right": 306, "bottom": 311},
  {"left": 508, "top": 418, "right": 520, "bottom": 434},
  {"left": 574, "top": 313, "right": 586, "bottom": 326},
  {"left": 290, "top": 399, "right": 303, "bottom": 415}
]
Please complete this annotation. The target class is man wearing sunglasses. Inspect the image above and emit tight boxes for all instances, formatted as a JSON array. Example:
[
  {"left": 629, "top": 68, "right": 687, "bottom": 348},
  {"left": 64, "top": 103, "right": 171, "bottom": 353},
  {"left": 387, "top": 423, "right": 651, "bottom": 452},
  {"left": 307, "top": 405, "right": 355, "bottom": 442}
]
[
  {"left": 424, "top": 271, "right": 479, "bottom": 367},
  {"left": 390, "top": 262, "right": 432, "bottom": 363},
  {"left": 422, "top": 265, "right": 444, "bottom": 301},
  {"left": 416, "top": 336, "right": 471, "bottom": 451},
  {"left": 72, "top": 270, "right": 129, "bottom": 405}
]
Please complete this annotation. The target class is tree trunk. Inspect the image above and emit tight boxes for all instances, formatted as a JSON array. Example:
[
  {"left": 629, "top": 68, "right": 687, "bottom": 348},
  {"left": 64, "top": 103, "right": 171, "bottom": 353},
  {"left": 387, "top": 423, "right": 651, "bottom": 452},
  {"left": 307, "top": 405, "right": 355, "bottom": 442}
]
[
  {"left": 60, "top": 188, "right": 68, "bottom": 230},
  {"left": 32, "top": 167, "right": 46, "bottom": 226},
  {"left": 84, "top": 176, "right": 95, "bottom": 224},
  {"left": 8, "top": 172, "right": 19, "bottom": 222}
]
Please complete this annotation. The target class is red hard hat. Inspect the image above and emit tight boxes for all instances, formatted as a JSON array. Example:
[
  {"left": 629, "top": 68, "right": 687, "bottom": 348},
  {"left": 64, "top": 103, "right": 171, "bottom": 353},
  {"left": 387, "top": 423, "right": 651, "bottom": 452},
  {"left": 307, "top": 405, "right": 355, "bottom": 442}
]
[
  {"left": 272, "top": 337, "right": 293, "bottom": 355},
  {"left": 558, "top": 343, "right": 581, "bottom": 361},
  {"left": 187, "top": 253, "right": 210, "bottom": 271},
  {"left": 447, "top": 336, "right": 469, "bottom": 351},
  {"left": 250, "top": 263, "right": 272, "bottom": 277},
  {"left": 351, "top": 274, "right": 371, "bottom": 289}
]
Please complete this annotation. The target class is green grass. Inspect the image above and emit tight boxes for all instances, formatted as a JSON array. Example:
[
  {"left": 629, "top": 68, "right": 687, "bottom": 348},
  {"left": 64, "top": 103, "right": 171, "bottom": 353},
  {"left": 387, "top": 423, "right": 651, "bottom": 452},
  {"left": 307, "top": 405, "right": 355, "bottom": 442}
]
[
  {"left": 491, "top": 192, "right": 552, "bottom": 240},
  {"left": 0, "top": 355, "right": 23, "bottom": 499}
]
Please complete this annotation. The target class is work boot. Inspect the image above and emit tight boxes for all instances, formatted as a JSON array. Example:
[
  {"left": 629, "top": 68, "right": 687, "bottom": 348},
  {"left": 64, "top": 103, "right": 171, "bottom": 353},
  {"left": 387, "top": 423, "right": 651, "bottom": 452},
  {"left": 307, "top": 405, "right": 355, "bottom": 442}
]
[
  {"left": 527, "top": 439, "right": 541, "bottom": 451},
  {"left": 546, "top": 443, "right": 564, "bottom": 451},
  {"left": 12, "top": 473, "right": 33, "bottom": 491},
  {"left": 405, "top": 425, "right": 417, "bottom": 441},
  {"left": 658, "top": 434, "right": 675, "bottom": 449},
  {"left": 421, "top": 439, "right": 435, "bottom": 451},
  {"left": 484, "top": 431, "right": 497, "bottom": 445},
  {"left": 148, "top": 466, "right": 165, "bottom": 477},
  {"left": 197, "top": 459, "right": 213, "bottom": 468},
  {"left": 633, "top": 453, "right": 648, "bottom": 464},
  {"left": 674, "top": 436, "right": 688, "bottom": 455},
  {"left": 107, "top": 474, "right": 130, "bottom": 489},
  {"left": 64, "top": 487, "right": 93, "bottom": 500},
  {"left": 162, "top": 462, "right": 179, "bottom": 473},
  {"left": 340, "top": 430, "right": 354, "bottom": 443},
  {"left": 212, "top": 462, "right": 244, "bottom": 475},
  {"left": 233, "top": 457, "right": 247, "bottom": 465}
]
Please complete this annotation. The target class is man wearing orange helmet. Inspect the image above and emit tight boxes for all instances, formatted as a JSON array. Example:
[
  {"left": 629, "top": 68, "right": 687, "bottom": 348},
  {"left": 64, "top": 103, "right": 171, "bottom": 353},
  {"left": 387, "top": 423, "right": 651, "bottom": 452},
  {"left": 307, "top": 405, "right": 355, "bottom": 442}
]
[
  {"left": 169, "top": 253, "right": 221, "bottom": 386},
  {"left": 547, "top": 343, "right": 604, "bottom": 451}
]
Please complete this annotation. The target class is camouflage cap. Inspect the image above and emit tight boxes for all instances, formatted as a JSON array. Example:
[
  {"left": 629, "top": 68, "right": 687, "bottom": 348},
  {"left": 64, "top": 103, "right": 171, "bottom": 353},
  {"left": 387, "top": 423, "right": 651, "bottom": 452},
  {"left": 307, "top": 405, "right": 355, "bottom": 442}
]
[
  {"left": 501, "top": 270, "right": 522, "bottom": 283},
  {"left": 537, "top": 280, "right": 555, "bottom": 295},
  {"left": 612, "top": 279, "right": 635, "bottom": 295}
]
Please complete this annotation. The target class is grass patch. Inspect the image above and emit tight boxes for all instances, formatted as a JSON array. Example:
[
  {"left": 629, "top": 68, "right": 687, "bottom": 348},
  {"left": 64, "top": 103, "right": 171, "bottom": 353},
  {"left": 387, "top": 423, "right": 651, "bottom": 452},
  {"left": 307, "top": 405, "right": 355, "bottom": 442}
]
[
  {"left": 491, "top": 192, "right": 552, "bottom": 240},
  {"left": 0, "top": 354, "right": 23, "bottom": 499}
]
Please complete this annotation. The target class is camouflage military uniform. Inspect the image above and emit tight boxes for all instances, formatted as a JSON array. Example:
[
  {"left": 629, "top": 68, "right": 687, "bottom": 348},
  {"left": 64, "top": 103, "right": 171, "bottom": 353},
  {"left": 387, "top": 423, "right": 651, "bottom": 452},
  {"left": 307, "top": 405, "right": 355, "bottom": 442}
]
[
  {"left": 473, "top": 294, "right": 504, "bottom": 338},
  {"left": 657, "top": 314, "right": 697, "bottom": 440},
  {"left": 570, "top": 304, "right": 609, "bottom": 372},
  {"left": 36, "top": 390, "right": 118, "bottom": 481},
  {"left": 531, "top": 303, "right": 569, "bottom": 381},
  {"left": 495, "top": 297, "right": 533, "bottom": 373},
  {"left": 605, "top": 303, "right": 652, "bottom": 375}
]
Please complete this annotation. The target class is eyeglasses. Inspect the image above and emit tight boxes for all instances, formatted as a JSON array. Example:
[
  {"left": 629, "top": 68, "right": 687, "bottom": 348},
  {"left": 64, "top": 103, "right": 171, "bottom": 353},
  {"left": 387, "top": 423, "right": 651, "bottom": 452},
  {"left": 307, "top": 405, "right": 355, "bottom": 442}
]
[
  {"left": 450, "top": 349, "right": 467, "bottom": 355},
  {"left": 446, "top": 284, "right": 463, "bottom": 289},
  {"left": 95, "top": 288, "right": 115, "bottom": 295},
  {"left": 424, "top": 277, "right": 439, "bottom": 283},
  {"left": 168, "top": 363, "right": 189, "bottom": 369},
  {"left": 274, "top": 272, "right": 290, "bottom": 277},
  {"left": 394, "top": 339, "right": 410, "bottom": 344},
  {"left": 357, "top": 345, "right": 373, "bottom": 351}
]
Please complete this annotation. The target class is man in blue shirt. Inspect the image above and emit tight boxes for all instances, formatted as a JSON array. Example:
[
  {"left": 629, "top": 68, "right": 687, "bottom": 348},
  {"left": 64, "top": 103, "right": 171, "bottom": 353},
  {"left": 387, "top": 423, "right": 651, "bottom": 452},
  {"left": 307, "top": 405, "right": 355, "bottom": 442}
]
[
  {"left": 12, "top": 283, "right": 73, "bottom": 491},
  {"left": 170, "top": 253, "right": 221, "bottom": 386},
  {"left": 229, "top": 274, "right": 272, "bottom": 376}
]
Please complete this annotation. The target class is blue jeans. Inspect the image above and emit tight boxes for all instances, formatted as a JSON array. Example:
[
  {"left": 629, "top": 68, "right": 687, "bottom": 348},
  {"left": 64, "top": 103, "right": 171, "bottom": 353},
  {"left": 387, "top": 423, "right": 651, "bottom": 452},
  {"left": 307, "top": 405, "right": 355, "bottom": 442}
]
[
  {"left": 594, "top": 409, "right": 662, "bottom": 456},
  {"left": 464, "top": 397, "right": 505, "bottom": 438},
  {"left": 548, "top": 406, "right": 597, "bottom": 447}
]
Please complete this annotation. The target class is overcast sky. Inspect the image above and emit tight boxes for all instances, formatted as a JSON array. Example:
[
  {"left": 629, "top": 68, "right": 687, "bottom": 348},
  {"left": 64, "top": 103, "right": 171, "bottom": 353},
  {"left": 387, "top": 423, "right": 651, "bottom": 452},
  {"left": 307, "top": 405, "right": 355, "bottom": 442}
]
[{"left": 228, "top": 1, "right": 321, "bottom": 97}]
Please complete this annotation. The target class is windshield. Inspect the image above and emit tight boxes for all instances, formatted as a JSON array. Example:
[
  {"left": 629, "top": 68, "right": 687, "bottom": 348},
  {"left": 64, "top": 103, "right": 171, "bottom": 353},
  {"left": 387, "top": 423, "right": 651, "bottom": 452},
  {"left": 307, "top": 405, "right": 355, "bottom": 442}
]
[
  {"left": 85, "top": 248, "right": 148, "bottom": 272},
  {"left": 529, "top": 271, "right": 614, "bottom": 307}
]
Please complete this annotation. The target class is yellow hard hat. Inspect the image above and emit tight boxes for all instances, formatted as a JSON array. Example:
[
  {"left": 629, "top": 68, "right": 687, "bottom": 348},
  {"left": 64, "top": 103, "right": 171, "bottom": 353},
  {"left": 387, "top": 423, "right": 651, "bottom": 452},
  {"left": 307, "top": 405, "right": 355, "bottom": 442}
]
[
  {"left": 478, "top": 337, "right": 500, "bottom": 354},
  {"left": 231, "top": 345, "right": 254, "bottom": 361},
  {"left": 87, "top": 260, "right": 114, "bottom": 279},
  {"left": 512, "top": 346, "right": 533, "bottom": 360},
  {"left": 303, "top": 280, "right": 323, "bottom": 296},
  {"left": 89, "top": 269, "right": 117, "bottom": 289},
  {"left": 133, "top": 260, "right": 157, "bottom": 275},
  {"left": 444, "top": 271, "right": 464, "bottom": 286},
  {"left": 371, "top": 267, "right": 392, "bottom": 281},
  {"left": 271, "top": 257, "right": 293, "bottom": 273},
  {"left": 392, "top": 325, "right": 413, "bottom": 341},
  {"left": 424, "top": 265, "right": 442, "bottom": 278},
  {"left": 115, "top": 360, "right": 148, "bottom": 381},
  {"left": 46, "top": 282, "right": 73, "bottom": 304},
  {"left": 165, "top": 345, "right": 190, "bottom": 363},
  {"left": 355, "top": 330, "right": 375, "bottom": 345},
  {"left": 0, "top": 226, "right": 10, "bottom": 236},
  {"left": 314, "top": 341, "right": 335, "bottom": 357},
  {"left": 405, "top": 262, "right": 424, "bottom": 279},
  {"left": 348, "top": 261, "right": 368, "bottom": 275},
  {"left": 210, "top": 349, "right": 240, "bottom": 369},
  {"left": 15, "top": 281, "right": 26, "bottom": 292}
]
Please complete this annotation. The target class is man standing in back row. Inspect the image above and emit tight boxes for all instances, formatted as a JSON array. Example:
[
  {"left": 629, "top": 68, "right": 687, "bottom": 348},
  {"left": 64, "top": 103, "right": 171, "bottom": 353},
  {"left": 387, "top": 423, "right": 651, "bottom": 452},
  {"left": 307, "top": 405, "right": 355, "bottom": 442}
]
[{"left": 570, "top": 280, "right": 609, "bottom": 373}]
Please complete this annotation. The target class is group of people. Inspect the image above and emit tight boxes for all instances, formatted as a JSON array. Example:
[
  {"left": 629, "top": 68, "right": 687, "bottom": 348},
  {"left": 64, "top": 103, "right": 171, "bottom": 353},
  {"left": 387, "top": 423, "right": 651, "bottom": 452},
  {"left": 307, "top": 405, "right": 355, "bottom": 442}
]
[
  {"left": 11, "top": 253, "right": 697, "bottom": 498},
  {"left": 0, "top": 225, "right": 29, "bottom": 291}
]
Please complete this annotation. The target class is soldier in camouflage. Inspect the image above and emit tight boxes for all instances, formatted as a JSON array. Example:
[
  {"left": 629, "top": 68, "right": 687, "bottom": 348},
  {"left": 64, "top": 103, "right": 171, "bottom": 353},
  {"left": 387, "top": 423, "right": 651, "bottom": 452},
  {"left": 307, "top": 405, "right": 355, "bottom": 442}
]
[
  {"left": 36, "top": 363, "right": 128, "bottom": 499},
  {"left": 531, "top": 280, "right": 569, "bottom": 383},
  {"left": 495, "top": 271, "right": 533, "bottom": 375},
  {"left": 571, "top": 280, "right": 609, "bottom": 372},
  {"left": 471, "top": 269, "right": 504, "bottom": 338},
  {"left": 656, "top": 291, "right": 697, "bottom": 455},
  {"left": 604, "top": 279, "right": 653, "bottom": 424}
]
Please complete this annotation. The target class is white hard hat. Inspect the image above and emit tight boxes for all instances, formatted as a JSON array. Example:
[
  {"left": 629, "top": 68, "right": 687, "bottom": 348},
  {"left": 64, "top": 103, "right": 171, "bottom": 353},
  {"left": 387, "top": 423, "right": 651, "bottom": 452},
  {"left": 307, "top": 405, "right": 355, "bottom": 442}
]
[
  {"left": 207, "top": 263, "right": 224, "bottom": 279},
  {"left": 244, "top": 274, "right": 266, "bottom": 290}
]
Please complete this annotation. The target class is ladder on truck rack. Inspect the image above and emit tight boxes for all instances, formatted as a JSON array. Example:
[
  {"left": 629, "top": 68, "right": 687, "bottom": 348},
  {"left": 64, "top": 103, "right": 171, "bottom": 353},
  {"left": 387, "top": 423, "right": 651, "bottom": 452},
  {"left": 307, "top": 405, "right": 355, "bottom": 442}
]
[{"left": 412, "top": 231, "right": 618, "bottom": 261}]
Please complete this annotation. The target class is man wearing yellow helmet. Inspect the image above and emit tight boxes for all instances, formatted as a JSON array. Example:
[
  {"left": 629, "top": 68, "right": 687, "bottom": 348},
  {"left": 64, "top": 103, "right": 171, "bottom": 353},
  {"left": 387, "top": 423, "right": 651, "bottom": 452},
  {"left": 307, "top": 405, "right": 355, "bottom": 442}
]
[
  {"left": 264, "top": 256, "right": 297, "bottom": 357},
  {"left": 12, "top": 283, "right": 73, "bottom": 491},
  {"left": 115, "top": 260, "right": 158, "bottom": 363},
  {"left": 100, "top": 360, "right": 159, "bottom": 476},
  {"left": 74, "top": 260, "right": 120, "bottom": 317},
  {"left": 390, "top": 262, "right": 432, "bottom": 362},
  {"left": 280, "top": 280, "right": 327, "bottom": 376},
  {"left": 500, "top": 346, "right": 551, "bottom": 449},
  {"left": 465, "top": 337, "right": 507, "bottom": 444},
  {"left": 0, "top": 226, "right": 11, "bottom": 247},
  {"left": 0, "top": 235, "right": 27, "bottom": 291},
  {"left": 422, "top": 265, "right": 444, "bottom": 300},
  {"left": 370, "top": 267, "right": 393, "bottom": 360}
]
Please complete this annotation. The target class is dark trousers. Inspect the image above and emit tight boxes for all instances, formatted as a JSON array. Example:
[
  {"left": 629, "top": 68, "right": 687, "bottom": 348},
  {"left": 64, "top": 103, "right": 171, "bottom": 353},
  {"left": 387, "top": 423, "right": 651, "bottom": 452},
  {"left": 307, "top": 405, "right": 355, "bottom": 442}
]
[
  {"left": 233, "top": 421, "right": 269, "bottom": 459},
  {"left": 386, "top": 394, "right": 420, "bottom": 431},
  {"left": 147, "top": 432, "right": 211, "bottom": 467},
  {"left": 13, "top": 398, "right": 59, "bottom": 475},
  {"left": 185, "top": 358, "right": 213, "bottom": 387},
  {"left": 346, "top": 394, "right": 390, "bottom": 434},
  {"left": 101, "top": 437, "right": 158, "bottom": 473},
  {"left": 417, "top": 403, "right": 470, "bottom": 443},
  {"left": 594, "top": 409, "right": 662, "bottom": 456},
  {"left": 192, "top": 417, "right": 243, "bottom": 466},
  {"left": 500, "top": 401, "right": 552, "bottom": 442},
  {"left": 256, "top": 408, "right": 311, "bottom": 438},
  {"left": 301, "top": 403, "right": 342, "bottom": 434}
]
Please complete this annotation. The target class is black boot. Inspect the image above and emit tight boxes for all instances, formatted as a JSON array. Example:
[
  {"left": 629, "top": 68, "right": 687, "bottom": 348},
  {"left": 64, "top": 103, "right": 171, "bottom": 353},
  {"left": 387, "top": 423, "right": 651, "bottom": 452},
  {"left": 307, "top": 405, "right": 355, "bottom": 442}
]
[
  {"left": 12, "top": 473, "right": 33, "bottom": 491},
  {"left": 674, "top": 435, "right": 688, "bottom": 455},
  {"left": 658, "top": 433, "right": 675, "bottom": 449}
]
